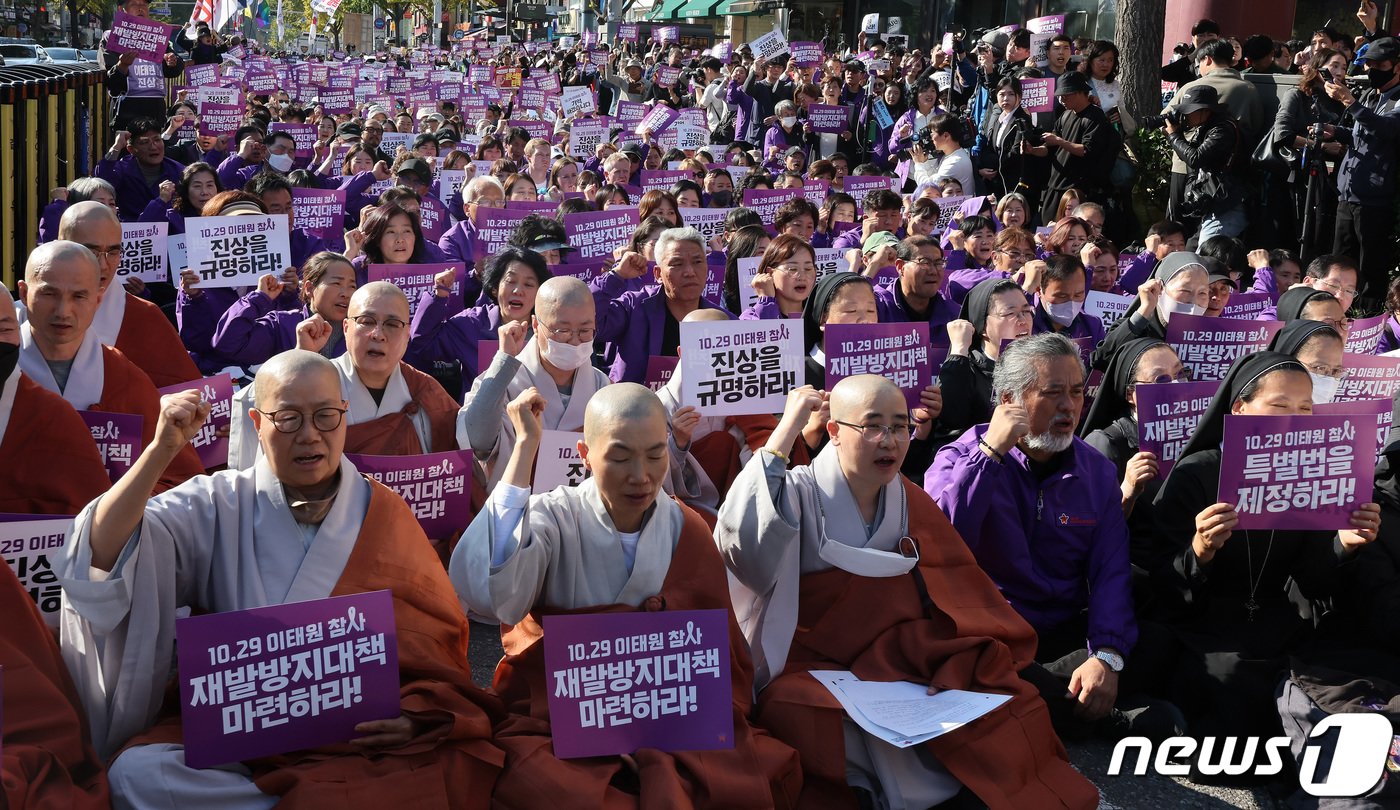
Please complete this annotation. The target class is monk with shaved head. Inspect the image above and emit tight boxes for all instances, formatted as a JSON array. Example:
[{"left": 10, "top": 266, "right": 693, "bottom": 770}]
[
  {"left": 60, "top": 349, "right": 504, "bottom": 809},
  {"left": 451, "top": 382, "right": 802, "bottom": 807},
  {"left": 717, "top": 375, "right": 1098, "bottom": 810},
  {"left": 17, "top": 240, "right": 203, "bottom": 494},
  {"left": 55, "top": 200, "right": 201, "bottom": 388}
]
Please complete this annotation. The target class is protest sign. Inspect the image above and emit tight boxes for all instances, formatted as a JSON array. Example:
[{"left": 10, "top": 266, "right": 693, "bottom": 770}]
[
  {"left": 653, "top": 65, "right": 681, "bottom": 88},
  {"left": 270, "top": 122, "right": 319, "bottom": 164},
  {"left": 187, "top": 215, "right": 292, "bottom": 289},
  {"left": 368, "top": 261, "right": 466, "bottom": 317},
  {"left": 560, "top": 85, "right": 596, "bottom": 118},
  {"left": 176, "top": 590, "right": 401, "bottom": 769},
  {"left": 318, "top": 88, "right": 355, "bottom": 114},
  {"left": 861, "top": 13, "right": 880, "bottom": 34},
  {"left": 640, "top": 169, "right": 690, "bottom": 192},
  {"left": 675, "top": 124, "right": 709, "bottom": 152},
  {"left": 824, "top": 323, "right": 939, "bottom": 407},
  {"left": 291, "top": 188, "right": 347, "bottom": 252},
  {"left": 1082, "top": 291, "right": 1132, "bottom": 331},
  {"left": 116, "top": 221, "right": 169, "bottom": 284},
  {"left": 107, "top": 9, "right": 174, "bottom": 62},
  {"left": 735, "top": 256, "right": 764, "bottom": 311},
  {"left": 438, "top": 168, "right": 469, "bottom": 203},
  {"left": 806, "top": 104, "right": 850, "bottom": 134},
  {"left": 534, "top": 430, "right": 590, "bottom": 492},
  {"left": 1219, "top": 291, "right": 1270, "bottom": 320},
  {"left": 644, "top": 356, "right": 679, "bottom": 392},
  {"left": 1317, "top": 398, "right": 1392, "bottom": 463},
  {"left": 1220, "top": 413, "right": 1375, "bottom": 531},
  {"left": 842, "top": 176, "right": 896, "bottom": 209},
  {"left": 636, "top": 104, "right": 680, "bottom": 136},
  {"left": 185, "top": 62, "right": 220, "bottom": 86},
  {"left": 872, "top": 99, "right": 895, "bottom": 130},
  {"left": 1029, "top": 32, "right": 1052, "bottom": 68},
  {"left": 655, "top": 26, "right": 679, "bottom": 44},
  {"left": 168, "top": 233, "right": 187, "bottom": 276},
  {"left": 618, "top": 23, "right": 638, "bottom": 41},
  {"left": 679, "top": 207, "right": 730, "bottom": 245},
  {"left": 680, "top": 319, "right": 802, "bottom": 416},
  {"left": 1346, "top": 314, "right": 1388, "bottom": 355},
  {"left": 741, "top": 187, "right": 803, "bottom": 225},
  {"left": 1021, "top": 78, "right": 1054, "bottom": 113},
  {"left": 929, "top": 195, "right": 969, "bottom": 233},
  {"left": 1165, "top": 314, "right": 1282, "bottom": 382},
  {"left": 475, "top": 209, "right": 530, "bottom": 263},
  {"left": 1337, "top": 353, "right": 1400, "bottom": 402},
  {"left": 615, "top": 101, "right": 648, "bottom": 131},
  {"left": 1, "top": 516, "right": 70, "bottom": 627},
  {"left": 378, "top": 131, "right": 414, "bottom": 155},
  {"left": 564, "top": 209, "right": 640, "bottom": 262},
  {"left": 347, "top": 451, "right": 473, "bottom": 538},
  {"left": 570, "top": 118, "right": 607, "bottom": 158},
  {"left": 790, "top": 41, "right": 823, "bottom": 67},
  {"left": 1135, "top": 380, "right": 1217, "bottom": 478},
  {"left": 78, "top": 411, "right": 143, "bottom": 482},
  {"left": 506, "top": 200, "right": 558, "bottom": 216},
  {"left": 157, "top": 373, "right": 234, "bottom": 470},
  {"left": 1027, "top": 13, "right": 1065, "bottom": 33},
  {"left": 198, "top": 102, "right": 243, "bottom": 137},
  {"left": 813, "top": 247, "right": 852, "bottom": 280},
  {"left": 749, "top": 29, "right": 789, "bottom": 60},
  {"left": 494, "top": 67, "right": 523, "bottom": 88},
  {"left": 198, "top": 85, "right": 243, "bottom": 108},
  {"left": 702, "top": 264, "right": 726, "bottom": 307},
  {"left": 544, "top": 609, "right": 733, "bottom": 759},
  {"left": 549, "top": 261, "right": 609, "bottom": 288},
  {"left": 418, "top": 195, "right": 449, "bottom": 244}
]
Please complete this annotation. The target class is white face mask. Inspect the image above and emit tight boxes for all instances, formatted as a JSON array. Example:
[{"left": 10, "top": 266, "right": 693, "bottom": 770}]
[
  {"left": 1044, "top": 299, "right": 1083, "bottom": 327},
  {"left": 1309, "top": 372, "right": 1339, "bottom": 405},
  {"left": 267, "top": 153, "right": 295, "bottom": 172},
  {"left": 781, "top": 116, "right": 797, "bottom": 128},
  {"left": 1155, "top": 294, "right": 1204, "bottom": 325},
  {"left": 542, "top": 338, "right": 592, "bottom": 371}
]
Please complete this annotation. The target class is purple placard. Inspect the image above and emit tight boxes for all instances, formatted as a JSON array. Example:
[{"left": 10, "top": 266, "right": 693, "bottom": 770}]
[
  {"left": 1219, "top": 291, "right": 1270, "bottom": 320},
  {"left": 176, "top": 590, "right": 401, "bottom": 769},
  {"left": 640, "top": 169, "right": 690, "bottom": 192},
  {"left": 1165, "top": 314, "right": 1283, "bottom": 382},
  {"left": 78, "top": 411, "right": 143, "bottom": 482},
  {"left": 185, "top": 63, "right": 220, "bottom": 87},
  {"left": 368, "top": 262, "right": 466, "bottom": 317},
  {"left": 508, "top": 119, "right": 552, "bottom": 141},
  {"left": 534, "top": 73, "right": 563, "bottom": 95},
  {"left": 790, "top": 41, "right": 823, "bottom": 68},
  {"left": 806, "top": 104, "right": 849, "bottom": 134},
  {"left": 824, "top": 323, "right": 937, "bottom": 407},
  {"left": 801, "top": 179, "right": 831, "bottom": 207},
  {"left": 505, "top": 200, "right": 558, "bottom": 215},
  {"left": 550, "top": 261, "right": 610, "bottom": 287},
  {"left": 346, "top": 450, "right": 473, "bottom": 537},
  {"left": 1021, "top": 78, "right": 1055, "bottom": 114},
  {"left": 644, "top": 356, "right": 679, "bottom": 392},
  {"left": 1337, "top": 353, "right": 1400, "bottom": 402},
  {"left": 740, "top": 187, "right": 803, "bottom": 225},
  {"left": 418, "top": 195, "right": 450, "bottom": 243},
  {"left": 475, "top": 209, "right": 530, "bottom": 263},
  {"left": 618, "top": 23, "right": 638, "bottom": 41},
  {"left": 157, "top": 373, "right": 234, "bottom": 470},
  {"left": 1134, "top": 380, "right": 1218, "bottom": 478},
  {"left": 1317, "top": 398, "right": 1392, "bottom": 463},
  {"left": 655, "top": 25, "right": 679, "bottom": 45},
  {"left": 271, "top": 123, "right": 320, "bottom": 164},
  {"left": 543, "top": 608, "right": 732, "bottom": 759},
  {"left": 702, "top": 263, "right": 726, "bottom": 306},
  {"left": 291, "top": 189, "right": 346, "bottom": 251},
  {"left": 616, "top": 101, "right": 648, "bottom": 130},
  {"left": 319, "top": 89, "right": 355, "bottom": 115},
  {"left": 1219, "top": 413, "right": 1375, "bottom": 531},
  {"left": 636, "top": 104, "right": 680, "bottom": 136},
  {"left": 107, "top": 9, "right": 174, "bottom": 63},
  {"left": 1346, "top": 314, "right": 1388, "bottom": 355},
  {"left": 654, "top": 65, "right": 681, "bottom": 87},
  {"left": 564, "top": 209, "right": 641, "bottom": 262},
  {"left": 841, "top": 176, "right": 896, "bottom": 210},
  {"left": 198, "top": 102, "right": 243, "bottom": 138}
]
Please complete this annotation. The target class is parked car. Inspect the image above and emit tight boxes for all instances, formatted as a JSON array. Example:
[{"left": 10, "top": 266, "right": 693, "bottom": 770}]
[
  {"left": 0, "top": 43, "right": 54, "bottom": 65},
  {"left": 80, "top": 49, "right": 99, "bottom": 62},
  {"left": 45, "top": 47, "right": 92, "bottom": 63}
]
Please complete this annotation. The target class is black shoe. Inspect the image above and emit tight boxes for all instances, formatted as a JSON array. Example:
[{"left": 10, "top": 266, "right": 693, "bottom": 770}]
[{"left": 1099, "top": 697, "right": 1188, "bottom": 742}]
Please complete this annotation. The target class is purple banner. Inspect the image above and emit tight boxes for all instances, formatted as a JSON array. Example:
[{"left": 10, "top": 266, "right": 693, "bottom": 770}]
[
  {"left": 78, "top": 411, "right": 142, "bottom": 482},
  {"left": 1219, "top": 413, "right": 1375, "bottom": 531},
  {"left": 636, "top": 104, "right": 680, "bottom": 136},
  {"left": 653, "top": 65, "right": 681, "bottom": 87},
  {"left": 346, "top": 450, "right": 473, "bottom": 538},
  {"left": 1316, "top": 398, "right": 1392, "bottom": 463},
  {"left": 806, "top": 103, "right": 850, "bottom": 134},
  {"left": 198, "top": 102, "right": 243, "bottom": 138},
  {"left": 1346, "top": 314, "right": 1388, "bottom": 355},
  {"left": 1021, "top": 78, "right": 1055, "bottom": 114},
  {"left": 790, "top": 41, "right": 823, "bottom": 68},
  {"left": 1165, "top": 314, "right": 1283, "bottom": 382},
  {"left": 1337, "top": 353, "right": 1400, "bottom": 402},
  {"left": 107, "top": 9, "right": 174, "bottom": 63},
  {"left": 474, "top": 209, "right": 530, "bottom": 264},
  {"left": 644, "top": 356, "right": 679, "bottom": 392},
  {"left": 823, "top": 323, "right": 937, "bottom": 407},
  {"left": 564, "top": 209, "right": 641, "bottom": 262},
  {"left": 740, "top": 187, "right": 803, "bottom": 225},
  {"left": 157, "top": 373, "right": 234, "bottom": 470},
  {"left": 1219, "top": 291, "right": 1270, "bottom": 320},
  {"left": 1134, "top": 380, "right": 1217, "bottom": 478},
  {"left": 618, "top": 23, "right": 638, "bottom": 41},
  {"left": 291, "top": 188, "right": 346, "bottom": 251},
  {"left": 271, "top": 122, "right": 320, "bottom": 164},
  {"left": 368, "top": 262, "right": 466, "bottom": 317},
  {"left": 842, "top": 176, "right": 896, "bottom": 211},
  {"left": 544, "top": 608, "right": 732, "bottom": 759},
  {"left": 640, "top": 169, "right": 690, "bottom": 192},
  {"left": 176, "top": 590, "right": 401, "bottom": 769}
]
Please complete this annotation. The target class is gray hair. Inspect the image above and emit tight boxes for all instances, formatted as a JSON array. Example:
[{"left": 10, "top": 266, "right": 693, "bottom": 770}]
[
  {"left": 654, "top": 226, "right": 706, "bottom": 261},
  {"left": 68, "top": 177, "right": 116, "bottom": 204},
  {"left": 464, "top": 175, "right": 504, "bottom": 203},
  {"left": 775, "top": 100, "right": 797, "bottom": 117},
  {"left": 992, "top": 332, "right": 1083, "bottom": 402}
]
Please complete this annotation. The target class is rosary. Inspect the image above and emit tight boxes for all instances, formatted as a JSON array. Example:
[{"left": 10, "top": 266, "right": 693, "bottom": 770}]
[{"left": 1243, "top": 530, "right": 1276, "bottom": 623}]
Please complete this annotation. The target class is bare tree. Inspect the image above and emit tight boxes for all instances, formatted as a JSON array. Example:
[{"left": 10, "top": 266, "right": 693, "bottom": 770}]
[{"left": 1116, "top": 0, "right": 1168, "bottom": 120}]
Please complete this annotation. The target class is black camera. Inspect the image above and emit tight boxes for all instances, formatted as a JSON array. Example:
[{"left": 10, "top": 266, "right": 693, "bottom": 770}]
[
  {"left": 1009, "top": 116, "right": 1044, "bottom": 147},
  {"left": 1141, "top": 110, "right": 1182, "bottom": 129}
]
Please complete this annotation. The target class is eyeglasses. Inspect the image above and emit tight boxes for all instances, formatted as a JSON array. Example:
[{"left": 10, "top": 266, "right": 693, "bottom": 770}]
[
  {"left": 989, "top": 307, "right": 1034, "bottom": 321},
  {"left": 256, "top": 407, "right": 347, "bottom": 434},
  {"left": 1134, "top": 367, "right": 1194, "bottom": 385},
  {"left": 82, "top": 245, "right": 122, "bottom": 261},
  {"left": 537, "top": 321, "right": 596, "bottom": 343},
  {"left": 132, "top": 136, "right": 162, "bottom": 147},
  {"left": 1315, "top": 279, "right": 1358, "bottom": 299},
  {"left": 996, "top": 249, "right": 1035, "bottom": 262},
  {"left": 1305, "top": 361, "right": 1346, "bottom": 380},
  {"left": 1320, "top": 317, "right": 1353, "bottom": 333},
  {"left": 912, "top": 257, "right": 947, "bottom": 270},
  {"left": 834, "top": 420, "right": 915, "bottom": 443},
  {"left": 350, "top": 314, "right": 407, "bottom": 334},
  {"left": 773, "top": 263, "right": 817, "bottom": 276}
]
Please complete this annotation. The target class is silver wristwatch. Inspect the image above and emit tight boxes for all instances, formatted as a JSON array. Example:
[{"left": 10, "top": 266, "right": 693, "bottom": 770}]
[{"left": 1093, "top": 649, "right": 1125, "bottom": 672}]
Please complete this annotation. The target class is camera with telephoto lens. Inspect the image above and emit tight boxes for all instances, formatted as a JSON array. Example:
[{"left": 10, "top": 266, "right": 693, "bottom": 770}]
[
  {"left": 915, "top": 125, "right": 938, "bottom": 155},
  {"left": 1141, "top": 110, "right": 1182, "bottom": 130},
  {"left": 1009, "top": 115, "right": 1045, "bottom": 147}
]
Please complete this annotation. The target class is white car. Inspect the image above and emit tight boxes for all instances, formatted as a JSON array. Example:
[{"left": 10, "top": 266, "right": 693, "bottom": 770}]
[{"left": 0, "top": 43, "right": 54, "bottom": 65}]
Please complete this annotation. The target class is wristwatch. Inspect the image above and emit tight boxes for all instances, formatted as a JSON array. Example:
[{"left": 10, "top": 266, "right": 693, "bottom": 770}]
[{"left": 1093, "top": 649, "right": 1125, "bottom": 673}]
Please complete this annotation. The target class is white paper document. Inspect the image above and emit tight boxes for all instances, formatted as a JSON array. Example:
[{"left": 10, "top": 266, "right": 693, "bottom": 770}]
[{"left": 810, "top": 670, "right": 1012, "bottom": 748}]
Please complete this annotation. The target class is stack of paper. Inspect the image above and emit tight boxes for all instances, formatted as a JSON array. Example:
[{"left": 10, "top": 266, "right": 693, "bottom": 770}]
[{"left": 810, "top": 670, "right": 1012, "bottom": 749}]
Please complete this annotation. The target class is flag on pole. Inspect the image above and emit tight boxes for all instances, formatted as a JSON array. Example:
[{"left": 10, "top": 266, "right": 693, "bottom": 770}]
[
  {"left": 210, "top": 0, "right": 239, "bottom": 33},
  {"left": 276, "top": 0, "right": 283, "bottom": 40}
]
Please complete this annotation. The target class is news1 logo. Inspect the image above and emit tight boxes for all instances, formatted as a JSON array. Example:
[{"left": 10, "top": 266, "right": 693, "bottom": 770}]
[{"left": 1109, "top": 714, "right": 1394, "bottom": 797}]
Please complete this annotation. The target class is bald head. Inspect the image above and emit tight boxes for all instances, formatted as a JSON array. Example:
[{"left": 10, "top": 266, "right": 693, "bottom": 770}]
[
  {"left": 253, "top": 350, "right": 341, "bottom": 411},
  {"left": 57, "top": 201, "right": 122, "bottom": 290},
  {"left": 0, "top": 281, "right": 17, "bottom": 347},
  {"left": 535, "top": 276, "right": 594, "bottom": 320},
  {"left": 348, "top": 280, "right": 410, "bottom": 318},
  {"left": 829, "top": 374, "right": 905, "bottom": 423},
  {"left": 58, "top": 200, "right": 121, "bottom": 239},
  {"left": 25, "top": 240, "right": 101, "bottom": 287},
  {"left": 583, "top": 382, "right": 667, "bottom": 447},
  {"left": 682, "top": 308, "right": 729, "bottom": 323}
]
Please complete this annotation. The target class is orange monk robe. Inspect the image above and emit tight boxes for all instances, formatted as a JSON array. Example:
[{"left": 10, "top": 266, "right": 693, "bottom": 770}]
[
  {"left": 0, "top": 373, "right": 110, "bottom": 515},
  {"left": 0, "top": 561, "right": 111, "bottom": 810},
  {"left": 125, "top": 477, "right": 506, "bottom": 809},
  {"left": 754, "top": 479, "right": 1099, "bottom": 810},
  {"left": 92, "top": 345, "right": 206, "bottom": 494},
  {"left": 345, "top": 361, "right": 461, "bottom": 456},
  {"left": 114, "top": 292, "right": 203, "bottom": 389},
  {"left": 489, "top": 501, "right": 804, "bottom": 810},
  {"left": 688, "top": 415, "right": 812, "bottom": 504}
]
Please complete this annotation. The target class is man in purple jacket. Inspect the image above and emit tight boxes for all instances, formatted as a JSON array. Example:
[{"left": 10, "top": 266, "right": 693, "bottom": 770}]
[
  {"left": 874, "top": 235, "right": 959, "bottom": 340},
  {"left": 95, "top": 119, "right": 185, "bottom": 221},
  {"left": 924, "top": 332, "right": 1172, "bottom": 739}
]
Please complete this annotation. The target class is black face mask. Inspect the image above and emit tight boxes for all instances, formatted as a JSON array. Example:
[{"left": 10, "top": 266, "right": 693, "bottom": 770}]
[
  {"left": 1368, "top": 66, "right": 1396, "bottom": 88},
  {"left": 709, "top": 190, "right": 733, "bottom": 207}
]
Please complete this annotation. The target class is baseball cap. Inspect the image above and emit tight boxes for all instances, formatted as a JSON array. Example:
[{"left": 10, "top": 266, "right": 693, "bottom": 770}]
[
  {"left": 862, "top": 230, "right": 900, "bottom": 254},
  {"left": 1362, "top": 36, "right": 1400, "bottom": 63},
  {"left": 1174, "top": 84, "right": 1220, "bottom": 115},
  {"left": 336, "top": 122, "right": 363, "bottom": 138},
  {"left": 396, "top": 157, "right": 432, "bottom": 184},
  {"left": 1054, "top": 72, "right": 1094, "bottom": 97}
]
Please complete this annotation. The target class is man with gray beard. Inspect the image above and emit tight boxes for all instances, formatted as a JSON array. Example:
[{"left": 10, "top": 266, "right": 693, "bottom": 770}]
[{"left": 924, "top": 333, "right": 1164, "bottom": 740}]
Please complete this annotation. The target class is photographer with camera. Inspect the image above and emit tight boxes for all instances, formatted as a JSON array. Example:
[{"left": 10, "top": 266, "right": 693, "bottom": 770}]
[
  {"left": 1320, "top": 36, "right": 1400, "bottom": 306},
  {"left": 1024, "top": 73, "right": 1121, "bottom": 225},
  {"left": 1164, "top": 85, "right": 1247, "bottom": 241},
  {"left": 910, "top": 113, "right": 976, "bottom": 194},
  {"left": 1263, "top": 48, "right": 1349, "bottom": 250}
]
